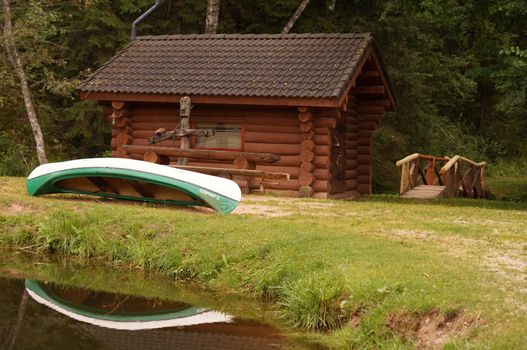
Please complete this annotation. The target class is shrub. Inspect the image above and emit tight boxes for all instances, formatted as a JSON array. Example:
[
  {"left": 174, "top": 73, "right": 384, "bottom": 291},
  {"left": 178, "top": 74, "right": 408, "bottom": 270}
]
[{"left": 278, "top": 273, "right": 349, "bottom": 331}]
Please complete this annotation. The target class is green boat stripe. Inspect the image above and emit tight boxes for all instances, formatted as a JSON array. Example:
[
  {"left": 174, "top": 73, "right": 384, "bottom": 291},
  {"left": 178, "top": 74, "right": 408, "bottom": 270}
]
[
  {"left": 27, "top": 167, "right": 239, "bottom": 214},
  {"left": 30, "top": 167, "right": 237, "bottom": 202},
  {"left": 25, "top": 280, "right": 206, "bottom": 322}
]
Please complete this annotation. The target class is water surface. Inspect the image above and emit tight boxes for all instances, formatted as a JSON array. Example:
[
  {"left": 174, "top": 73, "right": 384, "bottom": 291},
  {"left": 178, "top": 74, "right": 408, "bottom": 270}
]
[
  {"left": 1, "top": 277, "right": 285, "bottom": 349},
  {"left": 0, "top": 251, "right": 320, "bottom": 350}
]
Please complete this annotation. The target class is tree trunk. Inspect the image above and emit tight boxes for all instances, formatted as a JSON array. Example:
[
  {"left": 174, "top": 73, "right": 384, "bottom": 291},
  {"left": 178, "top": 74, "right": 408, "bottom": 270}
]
[
  {"left": 1, "top": 0, "right": 48, "bottom": 164},
  {"left": 2, "top": 291, "right": 29, "bottom": 350},
  {"left": 205, "top": 0, "right": 220, "bottom": 34},
  {"left": 282, "top": 0, "right": 311, "bottom": 34}
]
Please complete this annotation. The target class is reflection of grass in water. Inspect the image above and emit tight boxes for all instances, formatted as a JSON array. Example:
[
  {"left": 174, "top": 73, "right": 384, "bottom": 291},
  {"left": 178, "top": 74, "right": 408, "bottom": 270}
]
[
  {"left": 0, "top": 251, "right": 294, "bottom": 341},
  {"left": 1, "top": 176, "right": 527, "bottom": 348},
  {"left": 0, "top": 248, "right": 280, "bottom": 322},
  {"left": 0, "top": 278, "right": 102, "bottom": 350}
]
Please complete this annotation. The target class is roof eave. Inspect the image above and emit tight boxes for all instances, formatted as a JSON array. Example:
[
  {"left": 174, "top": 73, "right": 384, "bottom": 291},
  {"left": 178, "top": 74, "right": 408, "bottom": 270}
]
[{"left": 78, "top": 91, "right": 341, "bottom": 108}]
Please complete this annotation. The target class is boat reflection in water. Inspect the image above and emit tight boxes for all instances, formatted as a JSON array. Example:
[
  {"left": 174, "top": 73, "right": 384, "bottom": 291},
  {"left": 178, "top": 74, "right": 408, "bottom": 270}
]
[{"left": 25, "top": 280, "right": 283, "bottom": 349}]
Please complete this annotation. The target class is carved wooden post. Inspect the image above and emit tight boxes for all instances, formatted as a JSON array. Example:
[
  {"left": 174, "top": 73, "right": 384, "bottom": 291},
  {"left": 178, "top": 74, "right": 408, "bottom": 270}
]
[
  {"left": 400, "top": 162, "right": 411, "bottom": 194},
  {"left": 455, "top": 162, "right": 462, "bottom": 197},
  {"left": 444, "top": 167, "right": 454, "bottom": 197},
  {"left": 470, "top": 166, "right": 481, "bottom": 198},
  {"left": 445, "top": 162, "right": 461, "bottom": 197},
  {"left": 178, "top": 96, "right": 192, "bottom": 165},
  {"left": 462, "top": 166, "right": 478, "bottom": 198},
  {"left": 409, "top": 159, "right": 419, "bottom": 188},
  {"left": 479, "top": 167, "right": 486, "bottom": 199},
  {"left": 146, "top": 96, "right": 213, "bottom": 165},
  {"left": 424, "top": 159, "right": 436, "bottom": 185}
]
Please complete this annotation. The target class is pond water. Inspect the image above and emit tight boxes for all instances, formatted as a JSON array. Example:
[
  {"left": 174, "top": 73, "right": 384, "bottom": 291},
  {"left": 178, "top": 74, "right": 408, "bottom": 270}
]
[{"left": 0, "top": 251, "right": 321, "bottom": 350}]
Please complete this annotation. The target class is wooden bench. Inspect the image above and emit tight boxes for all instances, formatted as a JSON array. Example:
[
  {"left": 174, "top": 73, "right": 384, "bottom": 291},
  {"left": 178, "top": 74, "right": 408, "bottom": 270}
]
[{"left": 121, "top": 145, "right": 289, "bottom": 194}]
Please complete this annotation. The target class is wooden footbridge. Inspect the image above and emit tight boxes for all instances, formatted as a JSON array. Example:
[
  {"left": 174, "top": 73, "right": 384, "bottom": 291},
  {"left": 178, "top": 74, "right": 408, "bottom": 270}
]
[{"left": 396, "top": 154, "right": 486, "bottom": 199}]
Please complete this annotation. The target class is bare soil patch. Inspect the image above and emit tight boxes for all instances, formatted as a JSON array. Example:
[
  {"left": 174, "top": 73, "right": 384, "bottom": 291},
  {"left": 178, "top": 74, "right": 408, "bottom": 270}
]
[
  {"left": 388, "top": 229, "right": 433, "bottom": 240},
  {"left": 234, "top": 195, "right": 335, "bottom": 217},
  {"left": 386, "top": 309, "right": 477, "bottom": 349},
  {"left": 232, "top": 203, "right": 293, "bottom": 217},
  {"left": 1, "top": 203, "right": 31, "bottom": 215}
]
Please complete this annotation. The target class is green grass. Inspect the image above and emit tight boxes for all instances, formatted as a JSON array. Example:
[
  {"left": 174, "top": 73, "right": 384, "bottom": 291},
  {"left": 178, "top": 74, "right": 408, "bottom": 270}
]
[
  {"left": 486, "top": 157, "right": 527, "bottom": 202},
  {"left": 1, "top": 176, "right": 526, "bottom": 349},
  {"left": 487, "top": 177, "right": 527, "bottom": 202}
]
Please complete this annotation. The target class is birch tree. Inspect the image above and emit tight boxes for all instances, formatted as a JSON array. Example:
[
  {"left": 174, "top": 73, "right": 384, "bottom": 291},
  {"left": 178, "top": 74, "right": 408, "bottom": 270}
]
[
  {"left": 205, "top": 0, "right": 220, "bottom": 34},
  {"left": 282, "top": 0, "right": 311, "bottom": 34},
  {"left": 1, "top": 0, "right": 47, "bottom": 164}
]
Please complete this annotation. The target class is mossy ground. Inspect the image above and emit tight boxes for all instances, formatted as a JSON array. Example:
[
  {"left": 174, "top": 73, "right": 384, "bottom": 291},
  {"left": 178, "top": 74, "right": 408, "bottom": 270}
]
[{"left": 0, "top": 177, "right": 526, "bottom": 349}]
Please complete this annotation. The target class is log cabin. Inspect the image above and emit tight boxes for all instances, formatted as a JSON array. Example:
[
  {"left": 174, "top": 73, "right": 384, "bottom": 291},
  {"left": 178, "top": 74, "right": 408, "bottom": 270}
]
[{"left": 77, "top": 33, "right": 395, "bottom": 199}]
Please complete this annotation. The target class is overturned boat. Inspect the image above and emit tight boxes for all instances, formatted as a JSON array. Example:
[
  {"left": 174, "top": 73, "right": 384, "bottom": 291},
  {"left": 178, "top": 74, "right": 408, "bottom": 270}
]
[{"left": 27, "top": 158, "right": 241, "bottom": 214}]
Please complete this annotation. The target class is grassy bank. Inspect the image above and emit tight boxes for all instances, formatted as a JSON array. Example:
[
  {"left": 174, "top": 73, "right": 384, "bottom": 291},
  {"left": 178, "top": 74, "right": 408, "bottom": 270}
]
[
  {"left": 1, "top": 177, "right": 526, "bottom": 349},
  {"left": 486, "top": 157, "right": 527, "bottom": 203}
]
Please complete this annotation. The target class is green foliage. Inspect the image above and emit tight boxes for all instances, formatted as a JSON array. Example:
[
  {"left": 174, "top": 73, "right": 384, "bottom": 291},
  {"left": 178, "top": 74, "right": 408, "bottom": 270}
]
[
  {"left": 0, "top": 131, "right": 38, "bottom": 176},
  {"left": 1, "top": 177, "right": 527, "bottom": 347},
  {"left": 1, "top": 0, "right": 525, "bottom": 187},
  {"left": 279, "top": 272, "right": 348, "bottom": 331},
  {"left": 487, "top": 178, "right": 527, "bottom": 203},
  {"left": 249, "top": 258, "right": 311, "bottom": 300},
  {"left": 486, "top": 157, "right": 527, "bottom": 202}
]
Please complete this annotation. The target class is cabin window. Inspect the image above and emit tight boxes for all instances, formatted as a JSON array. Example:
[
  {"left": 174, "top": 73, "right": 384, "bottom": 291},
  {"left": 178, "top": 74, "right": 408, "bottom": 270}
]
[{"left": 194, "top": 122, "right": 243, "bottom": 150}]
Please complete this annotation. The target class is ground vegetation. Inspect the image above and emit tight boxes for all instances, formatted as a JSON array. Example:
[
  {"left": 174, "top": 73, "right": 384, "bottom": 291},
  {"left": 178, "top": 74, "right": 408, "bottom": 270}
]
[
  {"left": 0, "top": 178, "right": 526, "bottom": 348},
  {"left": 0, "top": 1, "right": 525, "bottom": 193}
]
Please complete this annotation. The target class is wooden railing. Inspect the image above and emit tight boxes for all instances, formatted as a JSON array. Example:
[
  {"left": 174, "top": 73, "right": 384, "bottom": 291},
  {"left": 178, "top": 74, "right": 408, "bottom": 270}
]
[
  {"left": 395, "top": 153, "right": 450, "bottom": 194},
  {"left": 396, "top": 153, "right": 486, "bottom": 198},
  {"left": 438, "top": 155, "right": 486, "bottom": 198}
]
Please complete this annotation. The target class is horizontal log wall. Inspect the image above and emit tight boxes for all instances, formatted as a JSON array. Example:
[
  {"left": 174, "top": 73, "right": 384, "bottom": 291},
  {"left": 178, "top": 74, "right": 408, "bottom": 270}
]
[
  {"left": 121, "top": 104, "right": 309, "bottom": 193},
  {"left": 246, "top": 107, "right": 331, "bottom": 197},
  {"left": 108, "top": 99, "right": 385, "bottom": 197},
  {"left": 242, "top": 108, "right": 303, "bottom": 189}
]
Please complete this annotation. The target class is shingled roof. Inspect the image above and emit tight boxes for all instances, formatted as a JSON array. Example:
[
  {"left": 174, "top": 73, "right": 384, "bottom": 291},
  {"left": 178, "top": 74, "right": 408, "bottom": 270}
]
[{"left": 78, "top": 33, "right": 387, "bottom": 103}]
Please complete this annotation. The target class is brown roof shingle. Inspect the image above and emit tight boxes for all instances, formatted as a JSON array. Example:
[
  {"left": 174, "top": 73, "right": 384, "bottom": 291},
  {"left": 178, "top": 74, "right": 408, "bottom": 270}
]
[{"left": 77, "top": 33, "right": 373, "bottom": 100}]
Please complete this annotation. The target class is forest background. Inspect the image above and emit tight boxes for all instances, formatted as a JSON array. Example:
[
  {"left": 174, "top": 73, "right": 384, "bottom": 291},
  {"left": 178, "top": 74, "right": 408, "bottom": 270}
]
[{"left": 1, "top": 0, "right": 526, "bottom": 193}]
